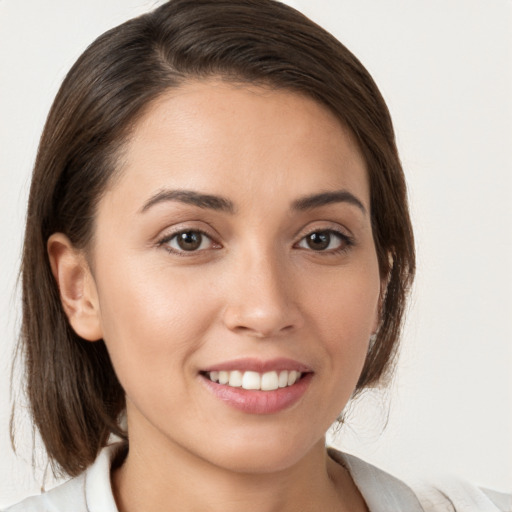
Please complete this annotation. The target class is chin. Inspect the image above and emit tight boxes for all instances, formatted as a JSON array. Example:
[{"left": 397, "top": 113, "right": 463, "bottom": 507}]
[{"left": 197, "top": 429, "right": 323, "bottom": 475}]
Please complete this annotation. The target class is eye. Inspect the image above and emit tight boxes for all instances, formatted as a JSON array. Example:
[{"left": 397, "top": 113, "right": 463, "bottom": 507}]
[
  {"left": 296, "top": 230, "right": 351, "bottom": 252},
  {"left": 160, "top": 230, "right": 217, "bottom": 253}
]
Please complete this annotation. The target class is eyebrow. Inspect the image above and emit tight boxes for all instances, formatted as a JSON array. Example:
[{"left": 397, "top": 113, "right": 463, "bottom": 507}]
[
  {"left": 292, "top": 190, "right": 367, "bottom": 215},
  {"left": 140, "top": 188, "right": 366, "bottom": 216},
  {"left": 140, "top": 189, "right": 235, "bottom": 214}
]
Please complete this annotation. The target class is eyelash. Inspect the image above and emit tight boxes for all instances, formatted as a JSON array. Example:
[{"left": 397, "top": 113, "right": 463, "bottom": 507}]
[
  {"left": 157, "top": 228, "right": 354, "bottom": 256},
  {"left": 295, "top": 229, "right": 354, "bottom": 254},
  {"left": 157, "top": 229, "right": 218, "bottom": 256}
]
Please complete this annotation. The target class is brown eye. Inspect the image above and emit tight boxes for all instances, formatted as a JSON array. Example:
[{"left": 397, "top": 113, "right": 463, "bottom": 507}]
[
  {"left": 306, "top": 232, "right": 330, "bottom": 250},
  {"left": 165, "top": 230, "right": 213, "bottom": 252},
  {"left": 297, "top": 230, "right": 347, "bottom": 252},
  {"left": 176, "top": 231, "right": 203, "bottom": 251}
]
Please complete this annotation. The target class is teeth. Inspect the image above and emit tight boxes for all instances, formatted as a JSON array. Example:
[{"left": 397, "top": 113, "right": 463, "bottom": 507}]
[
  {"left": 288, "top": 370, "right": 299, "bottom": 386},
  {"left": 261, "top": 371, "right": 279, "bottom": 391},
  {"left": 228, "top": 370, "right": 243, "bottom": 387},
  {"left": 242, "top": 371, "right": 261, "bottom": 390},
  {"left": 206, "top": 369, "right": 302, "bottom": 390},
  {"left": 278, "top": 370, "right": 289, "bottom": 388}
]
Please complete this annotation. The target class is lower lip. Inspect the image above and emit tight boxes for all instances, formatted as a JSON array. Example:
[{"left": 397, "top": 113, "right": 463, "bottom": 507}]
[{"left": 200, "top": 373, "right": 313, "bottom": 415}]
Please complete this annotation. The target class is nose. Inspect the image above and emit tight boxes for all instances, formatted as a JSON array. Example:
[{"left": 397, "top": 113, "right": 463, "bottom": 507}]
[{"left": 222, "top": 249, "right": 304, "bottom": 338}]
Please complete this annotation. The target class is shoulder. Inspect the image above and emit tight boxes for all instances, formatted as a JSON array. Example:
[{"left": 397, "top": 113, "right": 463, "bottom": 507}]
[
  {"left": 1, "top": 474, "right": 87, "bottom": 512},
  {"left": 330, "top": 448, "right": 425, "bottom": 511},
  {"left": 1, "top": 444, "right": 123, "bottom": 512},
  {"left": 328, "top": 447, "right": 511, "bottom": 512},
  {"left": 415, "top": 479, "right": 512, "bottom": 512}
]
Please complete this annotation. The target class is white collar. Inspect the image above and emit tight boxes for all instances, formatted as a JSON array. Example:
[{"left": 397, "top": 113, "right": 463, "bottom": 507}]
[
  {"left": 82, "top": 443, "right": 424, "bottom": 512},
  {"left": 329, "top": 448, "right": 424, "bottom": 512}
]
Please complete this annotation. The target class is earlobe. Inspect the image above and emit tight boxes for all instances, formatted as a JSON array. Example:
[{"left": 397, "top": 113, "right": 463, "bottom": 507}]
[{"left": 47, "top": 233, "right": 103, "bottom": 342}]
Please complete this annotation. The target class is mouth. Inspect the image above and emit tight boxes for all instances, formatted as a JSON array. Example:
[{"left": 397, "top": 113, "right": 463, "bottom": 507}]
[
  {"left": 199, "top": 359, "right": 313, "bottom": 414},
  {"left": 201, "top": 369, "right": 303, "bottom": 391}
]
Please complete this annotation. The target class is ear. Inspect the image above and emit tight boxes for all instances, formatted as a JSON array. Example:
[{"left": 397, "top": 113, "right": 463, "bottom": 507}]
[{"left": 47, "top": 233, "right": 103, "bottom": 342}]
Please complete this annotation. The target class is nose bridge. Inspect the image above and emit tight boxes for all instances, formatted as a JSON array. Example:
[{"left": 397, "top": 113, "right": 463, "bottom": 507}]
[{"left": 222, "top": 241, "right": 302, "bottom": 337}]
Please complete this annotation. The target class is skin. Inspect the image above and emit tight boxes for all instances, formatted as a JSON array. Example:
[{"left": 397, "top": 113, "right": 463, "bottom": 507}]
[{"left": 49, "top": 80, "right": 381, "bottom": 512}]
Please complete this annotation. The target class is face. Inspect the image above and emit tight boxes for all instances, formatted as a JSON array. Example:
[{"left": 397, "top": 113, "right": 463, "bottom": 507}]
[{"left": 86, "top": 80, "right": 381, "bottom": 473}]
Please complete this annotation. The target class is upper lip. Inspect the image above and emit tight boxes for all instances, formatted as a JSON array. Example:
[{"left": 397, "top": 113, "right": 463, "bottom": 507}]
[{"left": 201, "top": 357, "right": 312, "bottom": 373}]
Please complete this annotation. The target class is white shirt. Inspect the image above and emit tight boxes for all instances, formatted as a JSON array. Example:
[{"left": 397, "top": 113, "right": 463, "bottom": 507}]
[{"left": 3, "top": 444, "right": 511, "bottom": 511}]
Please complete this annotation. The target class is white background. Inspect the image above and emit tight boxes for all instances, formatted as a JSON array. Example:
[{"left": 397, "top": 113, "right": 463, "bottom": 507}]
[{"left": 0, "top": 0, "right": 510, "bottom": 507}]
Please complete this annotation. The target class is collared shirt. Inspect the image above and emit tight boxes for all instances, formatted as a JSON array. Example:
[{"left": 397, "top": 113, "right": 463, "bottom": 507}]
[{"left": 3, "top": 444, "right": 511, "bottom": 511}]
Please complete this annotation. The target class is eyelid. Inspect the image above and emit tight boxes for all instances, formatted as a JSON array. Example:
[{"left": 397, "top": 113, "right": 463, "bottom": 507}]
[
  {"left": 294, "top": 225, "right": 355, "bottom": 253},
  {"left": 294, "top": 221, "right": 353, "bottom": 241},
  {"left": 155, "top": 221, "right": 354, "bottom": 256},
  {"left": 156, "top": 226, "right": 222, "bottom": 255}
]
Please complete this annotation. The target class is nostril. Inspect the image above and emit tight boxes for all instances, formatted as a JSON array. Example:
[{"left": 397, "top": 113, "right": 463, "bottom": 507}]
[
  {"left": 221, "top": 294, "right": 304, "bottom": 338},
  {"left": 231, "top": 322, "right": 295, "bottom": 338}
]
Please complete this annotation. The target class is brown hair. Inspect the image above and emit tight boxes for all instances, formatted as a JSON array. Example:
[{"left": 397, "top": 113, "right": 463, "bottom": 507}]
[{"left": 16, "top": 0, "right": 415, "bottom": 476}]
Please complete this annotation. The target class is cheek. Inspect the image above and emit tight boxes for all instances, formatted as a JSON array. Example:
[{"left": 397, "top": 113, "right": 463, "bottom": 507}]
[
  {"left": 94, "top": 261, "right": 218, "bottom": 389},
  {"left": 301, "top": 261, "right": 381, "bottom": 375},
  {"left": 307, "top": 264, "right": 380, "bottom": 334}
]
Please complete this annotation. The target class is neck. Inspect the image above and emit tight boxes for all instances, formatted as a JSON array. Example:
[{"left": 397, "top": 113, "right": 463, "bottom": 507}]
[
  {"left": 112, "top": 434, "right": 366, "bottom": 512},
  {"left": 112, "top": 408, "right": 367, "bottom": 512}
]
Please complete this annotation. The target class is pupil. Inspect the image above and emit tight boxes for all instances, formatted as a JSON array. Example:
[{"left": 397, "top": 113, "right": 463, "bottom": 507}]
[
  {"left": 177, "top": 231, "right": 202, "bottom": 251},
  {"left": 307, "top": 232, "right": 330, "bottom": 250}
]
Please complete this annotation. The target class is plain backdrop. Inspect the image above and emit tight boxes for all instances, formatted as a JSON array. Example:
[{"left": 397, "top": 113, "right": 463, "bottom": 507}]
[{"left": 1, "top": 0, "right": 511, "bottom": 507}]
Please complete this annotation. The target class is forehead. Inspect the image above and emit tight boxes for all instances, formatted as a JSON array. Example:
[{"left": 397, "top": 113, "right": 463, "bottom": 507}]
[{"left": 106, "top": 79, "right": 369, "bottom": 214}]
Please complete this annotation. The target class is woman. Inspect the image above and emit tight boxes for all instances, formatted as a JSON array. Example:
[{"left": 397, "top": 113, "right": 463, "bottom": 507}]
[{"left": 3, "top": 1, "right": 510, "bottom": 510}]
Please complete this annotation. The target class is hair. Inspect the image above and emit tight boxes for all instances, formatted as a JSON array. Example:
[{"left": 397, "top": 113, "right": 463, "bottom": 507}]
[{"left": 15, "top": 0, "right": 415, "bottom": 477}]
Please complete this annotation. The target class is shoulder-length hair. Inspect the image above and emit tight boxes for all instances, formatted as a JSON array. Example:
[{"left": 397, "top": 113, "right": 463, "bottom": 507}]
[{"left": 16, "top": 0, "right": 415, "bottom": 476}]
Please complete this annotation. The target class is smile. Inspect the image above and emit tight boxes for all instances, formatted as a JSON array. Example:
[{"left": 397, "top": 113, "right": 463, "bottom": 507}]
[
  {"left": 204, "top": 370, "right": 302, "bottom": 391},
  {"left": 199, "top": 358, "right": 313, "bottom": 414}
]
